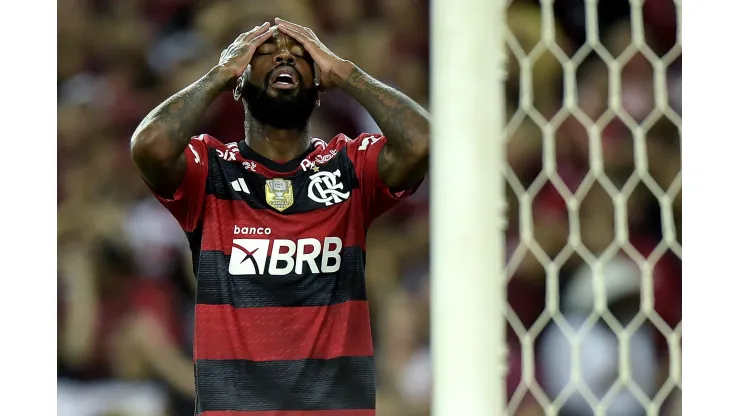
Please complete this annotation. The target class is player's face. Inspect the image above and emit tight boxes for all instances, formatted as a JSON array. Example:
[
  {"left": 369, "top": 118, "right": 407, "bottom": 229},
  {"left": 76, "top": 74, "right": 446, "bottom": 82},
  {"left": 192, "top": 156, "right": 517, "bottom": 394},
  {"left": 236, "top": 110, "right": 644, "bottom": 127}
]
[{"left": 243, "top": 30, "right": 318, "bottom": 130}]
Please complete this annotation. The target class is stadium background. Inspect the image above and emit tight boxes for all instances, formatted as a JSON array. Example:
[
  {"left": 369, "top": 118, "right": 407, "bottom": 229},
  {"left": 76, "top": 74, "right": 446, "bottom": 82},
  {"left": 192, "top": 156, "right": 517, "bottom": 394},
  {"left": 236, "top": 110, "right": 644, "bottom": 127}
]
[{"left": 57, "top": 0, "right": 681, "bottom": 415}]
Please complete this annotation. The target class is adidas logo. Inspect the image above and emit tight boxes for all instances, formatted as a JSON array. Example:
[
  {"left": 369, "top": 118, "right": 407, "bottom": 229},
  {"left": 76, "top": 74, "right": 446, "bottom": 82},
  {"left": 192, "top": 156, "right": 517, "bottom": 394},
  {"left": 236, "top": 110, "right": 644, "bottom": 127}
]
[{"left": 231, "top": 178, "right": 250, "bottom": 194}]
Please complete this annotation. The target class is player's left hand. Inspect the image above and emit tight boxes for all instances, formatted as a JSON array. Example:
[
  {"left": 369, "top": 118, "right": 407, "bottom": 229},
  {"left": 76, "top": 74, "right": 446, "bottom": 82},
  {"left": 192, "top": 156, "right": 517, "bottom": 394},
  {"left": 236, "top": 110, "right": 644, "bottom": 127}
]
[{"left": 274, "top": 18, "right": 354, "bottom": 90}]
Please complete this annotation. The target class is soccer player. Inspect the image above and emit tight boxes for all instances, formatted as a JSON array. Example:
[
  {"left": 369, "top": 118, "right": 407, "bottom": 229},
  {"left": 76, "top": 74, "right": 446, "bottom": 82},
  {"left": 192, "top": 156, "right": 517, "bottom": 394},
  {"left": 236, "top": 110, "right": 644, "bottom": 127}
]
[{"left": 130, "top": 19, "right": 429, "bottom": 416}]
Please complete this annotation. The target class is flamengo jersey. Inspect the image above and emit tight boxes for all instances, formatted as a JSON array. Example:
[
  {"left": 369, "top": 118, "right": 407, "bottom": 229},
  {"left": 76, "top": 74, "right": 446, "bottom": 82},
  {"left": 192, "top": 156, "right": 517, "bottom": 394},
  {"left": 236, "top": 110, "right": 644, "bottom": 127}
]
[{"left": 151, "top": 132, "right": 414, "bottom": 416}]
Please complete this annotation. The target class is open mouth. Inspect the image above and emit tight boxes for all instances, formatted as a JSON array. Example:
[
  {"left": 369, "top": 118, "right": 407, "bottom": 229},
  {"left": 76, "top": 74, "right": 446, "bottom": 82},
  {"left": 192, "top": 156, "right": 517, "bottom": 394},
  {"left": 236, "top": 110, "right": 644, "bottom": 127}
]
[{"left": 269, "top": 66, "right": 299, "bottom": 90}]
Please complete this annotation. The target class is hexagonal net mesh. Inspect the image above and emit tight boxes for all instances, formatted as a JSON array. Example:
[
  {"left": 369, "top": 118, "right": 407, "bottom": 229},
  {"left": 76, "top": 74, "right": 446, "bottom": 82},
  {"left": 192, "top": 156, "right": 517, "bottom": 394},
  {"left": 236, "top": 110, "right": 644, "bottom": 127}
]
[{"left": 503, "top": 0, "right": 681, "bottom": 415}]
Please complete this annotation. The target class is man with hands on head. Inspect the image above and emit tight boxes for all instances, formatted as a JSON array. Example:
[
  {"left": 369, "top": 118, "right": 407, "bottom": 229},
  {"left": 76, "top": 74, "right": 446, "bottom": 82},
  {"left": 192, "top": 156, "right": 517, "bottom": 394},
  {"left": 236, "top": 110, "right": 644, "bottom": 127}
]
[{"left": 131, "top": 18, "right": 429, "bottom": 415}]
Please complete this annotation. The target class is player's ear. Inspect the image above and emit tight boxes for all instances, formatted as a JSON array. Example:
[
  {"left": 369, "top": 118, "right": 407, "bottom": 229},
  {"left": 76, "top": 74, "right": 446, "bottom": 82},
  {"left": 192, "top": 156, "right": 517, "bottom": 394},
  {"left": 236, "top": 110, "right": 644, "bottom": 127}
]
[
  {"left": 233, "top": 67, "right": 251, "bottom": 102},
  {"left": 233, "top": 76, "right": 245, "bottom": 101},
  {"left": 314, "top": 65, "right": 321, "bottom": 108},
  {"left": 313, "top": 61, "right": 325, "bottom": 92}
]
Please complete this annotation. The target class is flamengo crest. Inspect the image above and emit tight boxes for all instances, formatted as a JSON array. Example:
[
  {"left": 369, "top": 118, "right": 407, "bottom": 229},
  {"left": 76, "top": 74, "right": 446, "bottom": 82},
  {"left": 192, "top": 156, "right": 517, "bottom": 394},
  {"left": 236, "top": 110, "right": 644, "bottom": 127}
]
[{"left": 307, "top": 169, "right": 350, "bottom": 206}]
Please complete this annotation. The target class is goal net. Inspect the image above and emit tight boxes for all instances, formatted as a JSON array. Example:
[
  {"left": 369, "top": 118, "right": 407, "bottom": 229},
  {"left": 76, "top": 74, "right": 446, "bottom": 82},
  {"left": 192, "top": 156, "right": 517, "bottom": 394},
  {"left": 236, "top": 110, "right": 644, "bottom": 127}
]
[{"left": 503, "top": 0, "right": 682, "bottom": 415}]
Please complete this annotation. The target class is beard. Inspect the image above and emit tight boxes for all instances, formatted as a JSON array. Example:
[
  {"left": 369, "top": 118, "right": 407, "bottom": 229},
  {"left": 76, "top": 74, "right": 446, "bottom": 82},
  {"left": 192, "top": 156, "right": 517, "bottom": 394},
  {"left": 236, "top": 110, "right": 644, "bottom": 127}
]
[{"left": 242, "top": 77, "right": 318, "bottom": 131}]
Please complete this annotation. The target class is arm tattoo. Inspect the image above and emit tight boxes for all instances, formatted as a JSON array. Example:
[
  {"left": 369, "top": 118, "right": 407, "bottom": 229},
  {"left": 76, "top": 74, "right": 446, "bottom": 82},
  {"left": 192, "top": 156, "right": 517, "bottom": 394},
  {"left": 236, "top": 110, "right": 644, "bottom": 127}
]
[
  {"left": 131, "top": 67, "right": 228, "bottom": 194},
  {"left": 341, "top": 66, "right": 430, "bottom": 189},
  {"left": 132, "top": 67, "right": 227, "bottom": 160}
]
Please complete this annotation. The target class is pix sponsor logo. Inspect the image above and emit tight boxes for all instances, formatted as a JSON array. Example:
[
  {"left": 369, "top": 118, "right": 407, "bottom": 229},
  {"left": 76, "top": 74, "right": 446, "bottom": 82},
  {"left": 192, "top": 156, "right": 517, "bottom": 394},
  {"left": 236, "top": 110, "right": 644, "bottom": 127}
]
[{"left": 216, "top": 149, "right": 238, "bottom": 162}]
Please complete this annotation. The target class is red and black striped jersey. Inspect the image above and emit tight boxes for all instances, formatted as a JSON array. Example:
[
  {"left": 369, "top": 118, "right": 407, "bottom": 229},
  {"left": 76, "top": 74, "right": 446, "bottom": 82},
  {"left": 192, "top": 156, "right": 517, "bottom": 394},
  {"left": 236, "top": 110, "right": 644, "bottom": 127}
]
[{"left": 151, "top": 133, "right": 415, "bottom": 416}]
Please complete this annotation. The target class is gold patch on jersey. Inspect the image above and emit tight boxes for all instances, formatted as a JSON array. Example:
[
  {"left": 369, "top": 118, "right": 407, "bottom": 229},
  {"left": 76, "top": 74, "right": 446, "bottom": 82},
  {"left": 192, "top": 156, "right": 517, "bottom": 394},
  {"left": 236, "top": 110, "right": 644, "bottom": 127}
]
[{"left": 265, "top": 178, "right": 294, "bottom": 212}]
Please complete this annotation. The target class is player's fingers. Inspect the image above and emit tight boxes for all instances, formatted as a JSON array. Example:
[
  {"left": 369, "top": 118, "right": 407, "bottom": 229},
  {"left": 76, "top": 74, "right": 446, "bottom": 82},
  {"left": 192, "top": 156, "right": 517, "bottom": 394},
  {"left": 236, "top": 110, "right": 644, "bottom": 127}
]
[
  {"left": 274, "top": 17, "right": 299, "bottom": 28},
  {"left": 277, "top": 25, "right": 320, "bottom": 58},
  {"left": 276, "top": 24, "right": 312, "bottom": 45},
  {"left": 236, "top": 27, "right": 271, "bottom": 54},
  {"left": 248, "top": 30, "right": 273, "bottom": 49},
  {"left": 236, "top": 30, "right": 252, "bottom": 41},
  {"left": 243, "top": 22, "right": 270, "bottom": 41},
  {"left": 235, "top": 31, "right": 272, "bottom": 62},
  {"left": 274, "top": 18, "right": 313, "bottom": 37},
  {"left": 236, "top": 25, "right": 261, "bottom": 42}
]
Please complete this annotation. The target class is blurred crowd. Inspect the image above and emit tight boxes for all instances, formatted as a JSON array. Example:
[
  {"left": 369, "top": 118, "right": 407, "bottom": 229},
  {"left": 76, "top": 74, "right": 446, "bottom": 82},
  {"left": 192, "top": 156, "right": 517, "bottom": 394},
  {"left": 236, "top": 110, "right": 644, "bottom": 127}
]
[{"left": 57, "top": 0, "right": 682, "bottom": 415}]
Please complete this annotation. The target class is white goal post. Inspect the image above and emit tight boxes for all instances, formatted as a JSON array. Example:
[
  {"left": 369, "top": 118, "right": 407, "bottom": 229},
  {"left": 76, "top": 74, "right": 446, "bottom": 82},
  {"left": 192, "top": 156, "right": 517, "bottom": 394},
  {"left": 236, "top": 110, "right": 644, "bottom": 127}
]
[
  {"left": 430, "top": 0, "right": 509, "bottom": 415},
  {"left": 431, "top": 0, "right": 681, "bottom": 415}
]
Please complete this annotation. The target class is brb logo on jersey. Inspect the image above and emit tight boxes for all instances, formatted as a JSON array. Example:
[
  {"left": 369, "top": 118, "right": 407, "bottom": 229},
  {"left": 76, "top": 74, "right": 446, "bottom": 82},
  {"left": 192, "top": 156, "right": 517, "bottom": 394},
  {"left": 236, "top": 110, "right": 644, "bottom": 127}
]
[
  {"left": 229, "top": 225, "right": 342, "bottom": 276},
  {"left": 308, "top": 169, "right": 350, "bottom": 206}
]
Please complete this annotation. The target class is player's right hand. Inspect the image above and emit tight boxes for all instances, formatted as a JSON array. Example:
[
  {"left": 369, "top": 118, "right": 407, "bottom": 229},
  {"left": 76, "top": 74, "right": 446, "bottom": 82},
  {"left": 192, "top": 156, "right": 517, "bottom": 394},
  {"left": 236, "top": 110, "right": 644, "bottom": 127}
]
[{"left": 217, "top": 22, "right": 273, "bottom": 83}]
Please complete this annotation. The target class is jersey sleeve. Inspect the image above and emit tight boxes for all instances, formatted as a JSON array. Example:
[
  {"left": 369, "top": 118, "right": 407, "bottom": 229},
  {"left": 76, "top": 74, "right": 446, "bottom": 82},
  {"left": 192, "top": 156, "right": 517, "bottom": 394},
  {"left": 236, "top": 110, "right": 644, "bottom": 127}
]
[
  {"left": 345, "top": 133, "right": 422, "bottom": 222},
  {"left": 149, "top": 136, "right": 209, "bottom": 232}
]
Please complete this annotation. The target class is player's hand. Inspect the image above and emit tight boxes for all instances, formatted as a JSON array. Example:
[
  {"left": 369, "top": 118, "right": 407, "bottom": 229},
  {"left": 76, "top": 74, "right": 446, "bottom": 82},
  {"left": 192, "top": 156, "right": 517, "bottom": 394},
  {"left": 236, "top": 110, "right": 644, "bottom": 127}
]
[
  {"left": 217, "top": 22, "right": 273, "bottom": 87},
  {"left": 274, "top": 18, "right": 354, "bottom": 90}
]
